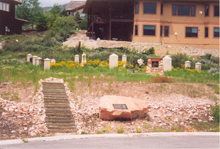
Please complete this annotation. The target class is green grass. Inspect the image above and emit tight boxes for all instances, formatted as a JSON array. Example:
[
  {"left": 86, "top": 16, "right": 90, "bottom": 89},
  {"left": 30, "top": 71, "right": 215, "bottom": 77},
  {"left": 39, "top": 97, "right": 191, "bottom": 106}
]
[{"left": 117, "top": 126, "right": 124, "bottom": 133}]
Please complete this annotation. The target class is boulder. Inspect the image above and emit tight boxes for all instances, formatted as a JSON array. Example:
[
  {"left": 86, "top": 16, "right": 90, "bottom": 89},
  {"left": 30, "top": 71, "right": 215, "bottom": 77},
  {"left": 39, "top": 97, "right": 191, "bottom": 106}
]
[{"left": 99, "top": 95, "right": 148, "bottom": 120}]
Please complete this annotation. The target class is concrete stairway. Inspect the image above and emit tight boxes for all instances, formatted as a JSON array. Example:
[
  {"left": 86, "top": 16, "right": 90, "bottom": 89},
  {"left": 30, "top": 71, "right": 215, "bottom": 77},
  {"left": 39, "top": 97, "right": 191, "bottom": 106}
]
[{"left": 42, "top": 82, "right": 76, "bottom": 133}]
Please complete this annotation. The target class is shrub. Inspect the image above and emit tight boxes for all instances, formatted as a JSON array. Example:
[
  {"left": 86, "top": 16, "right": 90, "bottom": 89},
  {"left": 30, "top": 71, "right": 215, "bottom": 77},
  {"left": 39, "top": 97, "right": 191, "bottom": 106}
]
[
  {"left": 211, "top": 105, "right": 220, "bottom": 123},
  {"left": 79, "top": 19, "right": 87, "bottom": 30},
  {"left": 117, "top": 126, "right": 124, "bottom": 133},
  {"left": 3, "top": 41, "right": 26, "bottom": 52},
  {"left": 52, "top": 16, "right": 77, "bottom": 31},
  {"left": 146, "top": 47, "right": 155, "bottom": 55},
  {"left": 136, "top": 128, "right": 142, "bottom": 133},
  {"left": 171, "top": 53, "right": 195, "bottom": 68}
]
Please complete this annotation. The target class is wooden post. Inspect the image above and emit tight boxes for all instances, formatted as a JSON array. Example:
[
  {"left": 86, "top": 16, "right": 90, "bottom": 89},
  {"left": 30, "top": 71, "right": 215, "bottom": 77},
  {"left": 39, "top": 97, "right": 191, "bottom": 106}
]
[
  {"left": 109, "top": 4, "right": 112, "bottom": 40},
  {"left": 92, "top": 22, "right": 94, "bottom": 39},
  {"left": 78, "top": 41, "right": 81, "bottom": 52}
]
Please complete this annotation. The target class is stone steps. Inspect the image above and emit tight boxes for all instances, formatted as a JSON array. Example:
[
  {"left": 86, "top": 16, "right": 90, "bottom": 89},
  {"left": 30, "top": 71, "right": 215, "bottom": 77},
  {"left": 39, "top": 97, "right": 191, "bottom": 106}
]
[{"left": 43, "top": 82, "right": 76, "bottom": 133}]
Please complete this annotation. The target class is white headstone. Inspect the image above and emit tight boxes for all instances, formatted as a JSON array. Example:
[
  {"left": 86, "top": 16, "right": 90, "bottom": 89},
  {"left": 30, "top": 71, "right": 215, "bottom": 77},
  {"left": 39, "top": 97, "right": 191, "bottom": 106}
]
[
  {"left": 51, "top": 59, "right": 56, "bottom": 64},
  {"left": 122, "top": 55, "right": 127, "bottom": 68},
  {"left": 137, "top": 58, "right": 144, "bottom": 66},
  {"left": 109, "top": 53, "right": 118, "bottom": 69},
  {"left": 163, "top": 55, "right": 172, "bottom": 71},
  {"left": 185, "top": 61, "right": 191, "bottom": 68},
  {"left": 81, "top": 52, "right": 87, "bottom": 66},
  {"left": 27, "top": 54, "right": 32, "bottom": 62},
  {"left": 75, "top": 54, "right": 79, "bottom": 63},
  {"left": 36, "top": 57, "right": 42, "bottom": 66},
  {"left": 195, "top": 62, "right": 202, "bottom": 71},
  {"left": 32, "top": 56, "right": 38, "bottom": 65},
  {"left": 44, "top": 58, "right": 51, "bottom": 71}
]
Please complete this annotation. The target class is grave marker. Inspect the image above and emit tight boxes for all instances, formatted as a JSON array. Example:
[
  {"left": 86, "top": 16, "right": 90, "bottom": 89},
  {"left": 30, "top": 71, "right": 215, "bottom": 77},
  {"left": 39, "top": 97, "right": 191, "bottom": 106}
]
[
  {"left": 163, "top": 55, "right": 172, "bottom": 71},
  {"left": 109, "top": 53, "right": 118, "bottom": 69},
  {"left": 44, "top": 58, "right": 51, "bottom": 71}
]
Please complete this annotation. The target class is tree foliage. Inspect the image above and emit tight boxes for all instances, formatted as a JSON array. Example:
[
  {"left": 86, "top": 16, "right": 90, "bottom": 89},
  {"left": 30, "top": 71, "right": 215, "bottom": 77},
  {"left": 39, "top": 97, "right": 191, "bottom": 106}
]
[
  {"left": 74, "top": 11, "right": 82, "bottom": 24},
  {"left": 52, "top": 16, "right": 77, "bottom": 31},
  {"left": 16, "top": 0, "right": 43, "bottom": 30}
]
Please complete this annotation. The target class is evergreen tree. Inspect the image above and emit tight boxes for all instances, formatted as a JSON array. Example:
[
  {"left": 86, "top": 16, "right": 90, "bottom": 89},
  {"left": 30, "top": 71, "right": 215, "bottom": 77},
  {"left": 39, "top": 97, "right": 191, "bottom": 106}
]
[{"left": 74, "top": 11, "right": 82, "bottom": 24}]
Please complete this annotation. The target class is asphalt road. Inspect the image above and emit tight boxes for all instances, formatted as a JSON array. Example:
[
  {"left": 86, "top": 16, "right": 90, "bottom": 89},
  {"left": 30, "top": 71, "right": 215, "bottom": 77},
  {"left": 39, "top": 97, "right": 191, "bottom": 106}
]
[{"left": 0, "top": 133, "right": 219, "bottom": 149}]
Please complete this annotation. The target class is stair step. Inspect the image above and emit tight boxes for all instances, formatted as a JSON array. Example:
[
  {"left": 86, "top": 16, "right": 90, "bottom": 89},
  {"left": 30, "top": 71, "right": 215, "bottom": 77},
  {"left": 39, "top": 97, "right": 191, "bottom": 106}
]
[
  {"left": 46, "top": 113, "right": 73, "bottom": 116},
  {"left": 46, "top": 117, "right": 74, "bottom": 120},
  {"left": 44, "top": 104, "right": 70, "bottom": 108},
  {"left": 48, "top": 129, "right": 76, "bottom": 133},
  {"left": 47, "top": 122, "right": 75, "bottom": 126},
  {"left": 47, "top": 126, "right": 76, "bottom": 129},
  {"left": 46, "top": 120, "right": 75, "bottom": 123}
]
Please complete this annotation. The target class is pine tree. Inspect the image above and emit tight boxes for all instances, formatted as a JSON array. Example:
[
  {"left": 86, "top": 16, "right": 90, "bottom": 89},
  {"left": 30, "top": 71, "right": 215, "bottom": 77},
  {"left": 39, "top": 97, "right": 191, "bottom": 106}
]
[{"left": 74, "top": 11, "right": 82, "bottom": 24}]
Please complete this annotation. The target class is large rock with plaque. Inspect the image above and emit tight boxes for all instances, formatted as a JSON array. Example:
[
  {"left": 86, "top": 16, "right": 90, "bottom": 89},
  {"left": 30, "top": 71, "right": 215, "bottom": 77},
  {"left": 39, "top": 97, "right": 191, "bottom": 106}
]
[{"left": 99, "top": 95, "right": 148, "bottom": 120}]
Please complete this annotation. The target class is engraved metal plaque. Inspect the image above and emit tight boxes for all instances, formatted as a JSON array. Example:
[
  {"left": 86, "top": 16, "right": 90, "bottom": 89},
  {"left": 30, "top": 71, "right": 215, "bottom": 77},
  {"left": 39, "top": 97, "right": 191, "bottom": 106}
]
[{"left": 113, "top": 104, "right": 128, "bottom": 110}]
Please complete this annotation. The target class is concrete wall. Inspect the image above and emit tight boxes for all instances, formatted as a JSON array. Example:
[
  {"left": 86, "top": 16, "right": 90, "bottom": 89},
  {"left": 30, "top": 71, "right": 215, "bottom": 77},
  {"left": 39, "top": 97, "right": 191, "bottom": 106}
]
[{"left": 133, "top": 1, "right": 219, "bottom": 49}]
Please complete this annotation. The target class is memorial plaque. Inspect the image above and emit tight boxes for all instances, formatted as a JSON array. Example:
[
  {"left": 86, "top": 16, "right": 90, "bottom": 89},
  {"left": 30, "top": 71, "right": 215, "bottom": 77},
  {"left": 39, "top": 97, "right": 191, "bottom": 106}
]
[{"left": 113, "top": 104, "right": 128, "bottom": 110}]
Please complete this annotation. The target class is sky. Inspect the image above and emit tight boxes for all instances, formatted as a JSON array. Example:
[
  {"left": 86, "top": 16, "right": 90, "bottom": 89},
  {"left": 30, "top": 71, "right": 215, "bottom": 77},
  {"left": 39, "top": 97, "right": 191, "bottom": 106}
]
[{"left": 39, "top": 0, "right": 86, "bottom": 7}]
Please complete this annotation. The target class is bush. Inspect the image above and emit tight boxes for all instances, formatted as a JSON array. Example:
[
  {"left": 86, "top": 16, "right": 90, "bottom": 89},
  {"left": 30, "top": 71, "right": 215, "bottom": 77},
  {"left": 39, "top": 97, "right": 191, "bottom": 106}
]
[
  {"left": 3, "top": 41, "right": 26, "bottom": 52},
  {"left": 52, "top": 16, "right": 77, "bottom": 31},
  {"left": 79, "top": 19, "right": 88, "bottom": 30},
  {"left": 211, "top": 105, "right": 219, "bottom": 123},
  {"left": 146, "top": 47, "right": 155, "bottom": 55},
  {"left": 171, "top": 53, "right": 195, "bottom": 68}
]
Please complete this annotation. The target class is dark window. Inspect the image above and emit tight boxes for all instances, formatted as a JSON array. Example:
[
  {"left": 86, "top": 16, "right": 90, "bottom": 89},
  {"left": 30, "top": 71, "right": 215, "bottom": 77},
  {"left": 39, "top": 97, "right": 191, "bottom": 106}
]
[
  {"left": 152, "top": 61, "right": 159, "bottom": 67},
  {"left": 173, "top": 5, "right": 176, "bottom": 15},
  {"left": 143, "top": 25, "right": 156, "bottom": 36},
  {"left": 161, "top": 3, "right": 163, "bottom": 15},
  {"left": 191, "top": 6, "right": 195, "bottom": 16},
  {"left": 214, "top": 28, "right": 219, "bottom": 37},
  {"left": 160, "top": 26, "right": 163, "bottom": 37},
  {"left": 164, "top": 26, "right": 169, "bottom": 37},
  {"left": 205, "top": 27, "right": 208, "bottom": 37},
  {"left": 135, "top": 3, "right": 139, "bottom": 14},
  {"left": 135, "top": 25, "right": 138, "bottom": 36},
  {"left": 186, "top": 27, "right": 198, "bottom": 37},
  {"left": 214, "top": 6, "right": 219, "bottom": 16},
  {"left": 205, "top": 5, "right": 209, "bottom": 16},
  {"left": 178, "top": 5, "right": 190, "bottom": 16},
  {"left": 144, "top": 3, "right": 156, "bottom": 14}
]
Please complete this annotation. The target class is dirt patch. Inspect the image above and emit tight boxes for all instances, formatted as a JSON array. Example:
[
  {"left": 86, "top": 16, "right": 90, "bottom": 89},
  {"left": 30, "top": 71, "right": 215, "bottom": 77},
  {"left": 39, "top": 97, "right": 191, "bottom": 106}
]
[
  {"left": 0, "top": 82, "right": 35, "bottom": 103},
  {"left": 63, "top": 31, "right": 219, "bottom": 57}
]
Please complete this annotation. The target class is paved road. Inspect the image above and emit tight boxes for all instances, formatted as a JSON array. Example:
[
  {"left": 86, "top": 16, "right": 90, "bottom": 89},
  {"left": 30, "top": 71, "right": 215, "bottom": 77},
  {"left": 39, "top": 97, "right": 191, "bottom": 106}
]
[{"left": 0, "top": 133, "right": 219, "bottom": 149}]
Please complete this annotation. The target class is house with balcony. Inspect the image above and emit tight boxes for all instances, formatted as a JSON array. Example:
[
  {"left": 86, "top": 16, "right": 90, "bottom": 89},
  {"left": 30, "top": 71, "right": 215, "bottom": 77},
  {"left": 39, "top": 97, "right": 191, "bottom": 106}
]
[
  {"left": 83, "top": 0, "right": 219, "bottom": 49},
  {"left": 65, "top": 1, "right": 86, "bottom": 19},
  {"left": 0, "top": 0, "right": 28, "bottom": 35}
]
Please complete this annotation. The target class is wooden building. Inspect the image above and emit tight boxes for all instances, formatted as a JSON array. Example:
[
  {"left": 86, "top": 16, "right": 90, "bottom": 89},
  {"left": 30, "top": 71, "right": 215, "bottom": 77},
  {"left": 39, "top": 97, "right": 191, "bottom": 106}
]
[
  {"left": 83, "top": 0, "right": 219, "bottom": 49},
  {"left": 0, "top": 0, "right": 28, "bottom": 35}
]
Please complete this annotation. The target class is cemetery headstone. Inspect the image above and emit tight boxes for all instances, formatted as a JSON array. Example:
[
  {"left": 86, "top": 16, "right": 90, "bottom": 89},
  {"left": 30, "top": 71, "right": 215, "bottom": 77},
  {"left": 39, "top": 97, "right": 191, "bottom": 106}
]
[
  {"left": 163, "top": 55, "right": 172, "bottom": 71},
  {"left": 109, "top": 53, "right": 118, "bottom": 69},
  {"left": 81, "top": 52, "right": 87, "bottom": 66},
  {"left": 36, "top": 57, "right": 42, "bottom": 66},
  {"left": 195, "top": 62, "right": 202, "bottom": 71},
  {"left": 122, "top": 55, "right": 127, "bottom": 68},
  {"left": 44, "top": 58, "right": 51, "bottom": 71},
  {"left": 32, "top": 56, "right": 38, "bottom": 65},
  {"left": 27, "top": 54, "right": 32, "bottom": 62},
  {"left": 75, "top": 54, "right": 79, "bottom": 63},
  {"left": 51, "top": 59, "right": 56, "bottom": 64},
  {"left": 185, "top": 61, "right": 191, "bottom": 68}
]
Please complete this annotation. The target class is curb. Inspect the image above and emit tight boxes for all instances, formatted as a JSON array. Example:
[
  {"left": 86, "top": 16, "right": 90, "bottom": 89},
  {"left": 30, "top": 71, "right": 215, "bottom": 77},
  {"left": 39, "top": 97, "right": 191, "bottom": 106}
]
[{"left": 0, "top": 132, "right": 219, "bottom": 146}]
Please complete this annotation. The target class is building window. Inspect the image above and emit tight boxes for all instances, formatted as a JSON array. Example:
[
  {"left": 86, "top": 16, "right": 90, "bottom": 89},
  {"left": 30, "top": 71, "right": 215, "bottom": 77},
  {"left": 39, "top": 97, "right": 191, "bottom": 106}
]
[
  {"left": 164, "top": 26, "right": 169, "bottom": 37},
  {"left": 0, "top": 2, "right": 9, "bottom": 12},
  {"left": 205, "top": 5, "right": 209, "bottom": 16},
  {"left": 214, "top": 6, "right": 219, "bottom": 16},
  {"left": 191, "top": 6, "right": 195, "bottom": 16},
  {"left": 178, "top": 5, "right": 190, "bottom": 16},
  {"left": 135, "top": 3, "right": 139, "bottom": 14},
  {"left": 160, "top": 26, "right": 162, "bottom": 36},
  {"left": 186, "top": 27, "right": 198, "bottom": 37},
  {"left": 161, "top": 3, "right": 163, "bottom": 15},
  {"left": 144, "top": 3, "right": 156, "bottom": 14},
  {"left": 135, "top": 25, "right": 138, "bottom": 36},
  {"left": 173, "top": 5, "right": 195, "bottom": 16},
  {"left": 172, "top": 5, "right": 176, "bottom": 15},
  {"left": 205, "top": 27, "right": 208, "bottom": 37},
  {"left": 143, "top": 25, "right": 156, "bottom": 36},
  {"left": 214, "top": 28, "right": 219, "bottom": 37}
]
